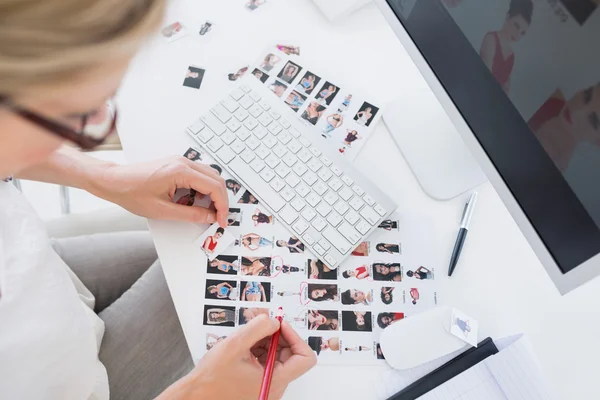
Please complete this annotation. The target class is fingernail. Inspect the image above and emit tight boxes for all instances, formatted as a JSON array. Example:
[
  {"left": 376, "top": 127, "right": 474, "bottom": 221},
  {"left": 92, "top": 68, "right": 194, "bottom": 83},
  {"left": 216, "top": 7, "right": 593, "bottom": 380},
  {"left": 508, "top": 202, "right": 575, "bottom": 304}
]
[{"left": 207, "top": 213, "right": 216, "bottom": 224}]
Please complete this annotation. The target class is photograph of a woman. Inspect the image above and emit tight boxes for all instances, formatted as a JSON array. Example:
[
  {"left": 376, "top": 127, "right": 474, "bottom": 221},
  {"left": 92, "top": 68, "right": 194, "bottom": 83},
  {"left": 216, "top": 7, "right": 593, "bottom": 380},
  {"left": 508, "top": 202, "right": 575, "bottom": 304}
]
[
  {"left": 376, "top": 312, "right": 405, "bottom": 329},
  {"left": 406, "top": 266, "right": 433, "bottom": 280},
  {"left": 202, "top": 227, "right": 224, "bottom": 255},
  {"left": 342, "top": 311, "right": 372, "bottom": 332},
  {"left": 308, "top": 310, "right": 339, "bottom": 331},
  {"left": 308, "top": 336, "right": 340, "bottom": 355},
  {"left": 301, "top": 101, "right": 326, "bottom": 125},
  {"left": 205, "top": 280, "right": 237, "bottom": 300},
  {"left": 204, "top": 305, "right": 236, "bottom": 327},
  {"left": 479, "top": 0, "right": 533, "bottom": 93},
  {"left": 342, "top": 264, "right": 370, "bottom": 280},
  {"left": 238, "top": 190, "right": 259, "bottom": 204},
  {"left": 225, "top": 179, "right": 241, "bottom": 196},
  {"left": 240, "top": 281, "right": 270, "bottom": 302},
  {"left": 321, "top": 113, "right": 344, "bottom": 138},
  {"left": 307, "top": 284, "right": 339, "bottom": 302},
  {"left": 207, "top": 255, "right": 239, "bottom": 275},
  {"left": 206, "top": 333, "right": 227, "bottom": 350},
  {"left": 260, "top": 53, "right": 281, "bottom": 72},
  {"left": 276, "top": 236, "right": 305, "bottom": 253},
  {"left": 268, "top": 80, "right": 288, "bottom": 98},
  {"left": 227, "top": 208, "right": 241, "bottom": 227},
  {"left": 240, "top": 257, "right": 272, "bottom": 276},
  {"left": 276, "top": 44, "right": 300, "bottom": 56},
  {"left": 183, "top": 147, "right": 201, "bottom": 161},
  {"left": 378, "top": 219, "right": 399, "bottom": 231},
  {"left": 343, "top": 129, "right": 361, "bottom": 146},
  {"left": 295, "top": 72, "right": 321, "bottom": 95},
  {"left": 351, "top": 241, "right": 369, "bottom": 257},
  {"left": 380, "top": 287, "right": 395, "bottom": 305},
  {"left": 239, "top": 307, "right": 269, "bottom": 325},
  {"left": 315, "top": 82, "right": 339, "bottom": 105},
  {"left": 376, "top": 344, "right": 386, "bottom": 360},
  {"left": 308, "top": 259, "right": 337, "bottom": 280},
  {"left": 376, "top": 243, "right": 401, "bottom": 254},
  {"left": 344, "top": 346, "right": 372, "bottom": 352},
  {"left": 277, "top": 61, "right": 302, "bottom": 84},
  {"left": 273, "top": 264, "right": 304, "bottom": 274},
  {"left": 285, "top": 90, "right": 307, "bottom": 112},
  {"left": 239, "top": 233, "right": 272, "bottom": 251},
  {"left": 372, "top": 263, "right": 402, "bottom": 282},
  {"left": 341, "top": 289, "right": 372, "bottom": 306},
  {"left": 354, "top": 102, "right": 379, "bottom": 127},
  {"left": 338, "top": 94, "right": 353, "bottom": 113},
  {"left": 252, "top": 68, "right": 269, "bottom": 83},
  {"left": 228, "top": 66, "right": 248, "bottom": 82},
  {"left": 174, "top": 188, "right": 200, "bottom": 206},
  {"left": 410, "top": 288, "right": 420, "bottom": 305},
  {"left": 251, "top": 208, "right": 273, "bottom": 225}
]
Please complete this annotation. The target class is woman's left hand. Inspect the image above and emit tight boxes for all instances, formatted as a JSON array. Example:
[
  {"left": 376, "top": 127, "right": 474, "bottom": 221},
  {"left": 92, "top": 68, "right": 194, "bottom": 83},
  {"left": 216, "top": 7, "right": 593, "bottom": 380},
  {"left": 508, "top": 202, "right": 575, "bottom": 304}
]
[{"left": 95, "top": 156, "right": 229, "bottom": 226}]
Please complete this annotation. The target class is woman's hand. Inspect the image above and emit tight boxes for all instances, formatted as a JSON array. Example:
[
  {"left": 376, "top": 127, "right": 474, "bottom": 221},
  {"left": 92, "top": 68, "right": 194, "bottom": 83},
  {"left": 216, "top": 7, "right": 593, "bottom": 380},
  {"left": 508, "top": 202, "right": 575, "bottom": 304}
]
[
  {"left": 158, "top": 315, "right": 316, "bottom": 400},
  {"left": 95, "top": 156, "right": 229, "bottom": 226}
]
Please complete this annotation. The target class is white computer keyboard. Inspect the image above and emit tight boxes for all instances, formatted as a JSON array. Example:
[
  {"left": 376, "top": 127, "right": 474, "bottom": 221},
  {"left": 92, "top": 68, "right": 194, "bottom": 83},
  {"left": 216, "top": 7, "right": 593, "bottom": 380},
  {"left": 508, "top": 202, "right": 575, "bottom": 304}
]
[{"left": 187, "top": 77, "right": 396, "bottom": 269}]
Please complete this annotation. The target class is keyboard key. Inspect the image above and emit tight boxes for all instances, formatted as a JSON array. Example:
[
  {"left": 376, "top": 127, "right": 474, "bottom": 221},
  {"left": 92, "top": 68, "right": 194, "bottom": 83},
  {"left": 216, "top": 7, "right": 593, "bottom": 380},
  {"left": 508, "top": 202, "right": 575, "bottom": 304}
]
[
  {"left": 291, "top": 197, "right": 306, "bottom": 211},
  {"left": 258, "top": 113, "right": 273, "bottom": 127},
  {"left": 363, "top": 195, "right": 375, "bottom": 206},
  {"left": 268, "top": 123, "right": 282, "bottom": 135},
  {"left": 249, "top": 104, "right": 263, "bottom": 118},
  {"left": 356, "top": 219, "right": 371, "bottom": 235},
  {"left": 289, "top": 127, "right": 301, "bottom": 137},
  {"left": 221, "top": 98, "right": 239, "bottom": 113},
  {"left": 299, "top": 137, "right": 310, "bottom": 147},
  {"left": 324, "top": 253, "right": 338, "bottom": 268},
  {"left": 349, "top": 196, "right": 365, "bottom": 211},
  {"left": 263, "top": 134, "right": 277, "bottom": 149},
  {"left": 215, "top": 146, "right": 236, "bottom": 164},
  {"left": 255, "top": 146, "right": 270, "bottom": 159},
  {"left": 265, "top": 154, "right": 280, "bottom": 168},
  {"left": 301, "top": 208, "right": 317, "bottom": 222},
  {"left": 313, "top": 181, "right": 328, "bottom": 196},
  {"left": 249, "top": 91, "right": 261, "bottom": 102},
  {"left": 240, "top": 84, "right": 251, "bottom": 93},
  {"left": 307, "top": 158, "right": 322, "bottom": 173},
  {"left": 310, "top": 147, "right": 322, "bottom": 157},
  {"left": 335, "top": 200, "right": 349, "bottom": 216},
  {"left": 280, "top": 187, "right": 295, "bottom": 202},
  {"left": 202, "top": 113, "right": 227, "bottom": 135},
  {"left": 229, "top": 158, "right": 285, "bottom": 212},
  {"left": 339, "top": 187, "right": 353, "bottom": 201},
  {"left": 189, "top": 119, "right": 206, "bottom": 134},
  {"left": 278, "top": 131, "right": 292, "bottom": 144},
  {"left": 341, "top": 175, "right": 354, "bottom": 186},
  {"left": 253, "top": 126, "right": 267, "bottom": 139},
  {"left": 374, "top": 204, "right": 387, "bottom": 216},
  {"left": 303, "top": 172, "right": 318, "bottom": 186},
  {"left": 320, "top": 156, "right": 332, "bottom": 167},
  {"left": 285, "top": 174, "right": 301, "bottom": 188},
  {"left": 239, "top": 95, "right": 254, "bottom": 109},
  {"left": 250, "top": 159, "right": 265, "bottom": 173},
  {"left": 243, "top": 117, "right": 258, "bottom": 131},
  {"left": 236, "top": 129, "right": 251, "bottom": 141},
  {"left": 297, "top": 148, "right": 312, "bottom": 163},
  {"left": 293, "top": 163, "right": 308, "bottom": 176},
  {"left": 274, "top": 164, "right": 290, "bottom": 178},
  {"left": 234, "top": 108, "right": 249, "bottom": 122},
  {"left": 279, "top": 205, "right": 299, "bottom": 225},
  {"left": 292, "top": 219, "right": 310, "bottom": 235},
  {"left": 312, "top": 217, "right": 327, "bottom": 232},
  {"left": 360, "top": 206, "right": 380, "bottom": 225},
  {"left": 323, "top": 227, "right": 352, "bottom": 254},
  {"left": 226, "top": 120, "right": 241, "bottom": 133},
  {"left": 302, "top": 234, "right": 316, "bottom": 245},
  {"left": 269, "top": 109, "right": 281, "bottom": 120},
  {"left": 345, "top": 210, "right": 360, "bottom": 225},
  {"left": 296, "top": 183, "right": 310, "bottom": 197},
  {"left": 287, "top": 140, "right": 302, "bottom": 154},
  {"left": 280, "top": 118, "right": 291, "bottom": 129},
  {"left": 317, "top": 168, "right": 332, "bottom": 182},
  {"left": 220, "top": 131, "right": 236, "bottom": 145},
  {"left": 230, "top": 139, "right": 246, "bottom": 154},
  {"left": 272, "top": 144, "right": 287, "bottom": 158},
  {"left": 207, "top": 137, "right": 224, "bottom": 152},
  {"left": 324, "top": 191, "right": 338, "bottom": 205},
  {"left": 305, "top": 192, "right": 321, "bottom": 207},
  {"left": 316, "top": 203, "right": 332, "bottom": 217},
  {"left": 331, "top": 165, "right": 343, "bottom": 176},
  {"left": 318, "top": 239, "right": 331, "bottom": 251},
  {"left": 327, "top": 212, "right": 343, "bottom": 227},
  {"left": 211, "top": 104, "right": 232, "bottom": 123},
  {"left": 246, "top": 136, "right": 261, "bottom": 150},
  {"left": 352, "top": 185, "right": 365, "bottom": 196},
  {"left": 197, "top": 129, "right": 214, "bottom": 143},
  {"left": 328, "top": 178, "right": 343, "bottom": 191},
  {"left": 259, "top": 100, "right": 271, "bottom": 111},
  {"left": 338, "top": 222, "right": 361, "bottom": 245},
  {"left": 240, "top": 149, "right": 256, "bottom": 163},
  {"left": 230, "top": 88, "right": 245, "bottom": 101},
  {"left": 260, "top": 169, "right": 276, "bottom": 182},
  {"left": 313, "top": 243, "right": 326, "bottom": 255},
  {"left": 282, "top": 154, "right": 298, "bottom": 167}
]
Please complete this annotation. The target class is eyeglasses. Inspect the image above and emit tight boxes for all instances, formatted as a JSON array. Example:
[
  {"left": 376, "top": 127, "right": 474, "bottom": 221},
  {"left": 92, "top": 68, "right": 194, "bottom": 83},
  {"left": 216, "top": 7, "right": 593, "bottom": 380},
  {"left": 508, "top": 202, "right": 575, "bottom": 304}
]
[{"left": 0, "top": 96, "right": 118, "bottom": 150}]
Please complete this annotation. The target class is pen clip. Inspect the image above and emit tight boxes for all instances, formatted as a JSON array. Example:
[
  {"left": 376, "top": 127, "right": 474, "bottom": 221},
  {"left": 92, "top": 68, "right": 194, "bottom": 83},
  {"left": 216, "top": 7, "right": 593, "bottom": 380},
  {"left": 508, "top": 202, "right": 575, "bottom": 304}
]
[{"left": 460, "top": 201, "right": 469, "bottom": 223}]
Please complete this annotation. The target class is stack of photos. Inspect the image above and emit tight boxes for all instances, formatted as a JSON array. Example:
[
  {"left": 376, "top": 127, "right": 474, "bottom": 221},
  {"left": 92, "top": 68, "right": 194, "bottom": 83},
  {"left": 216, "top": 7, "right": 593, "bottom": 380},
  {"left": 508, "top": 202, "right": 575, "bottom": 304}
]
[
  {"left": 251, "top": 45, "right": 383, "bottom": 161},
  {"left": 178, "top": 146, "right": 441, "bottom": 366}
]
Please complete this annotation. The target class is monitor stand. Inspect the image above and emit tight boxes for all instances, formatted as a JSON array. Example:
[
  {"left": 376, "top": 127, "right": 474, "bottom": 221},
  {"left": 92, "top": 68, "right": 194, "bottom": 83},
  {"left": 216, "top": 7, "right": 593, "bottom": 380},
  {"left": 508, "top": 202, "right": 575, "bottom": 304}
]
[{"left": 383, "top": 90, "right": 488, "bottom": 201}]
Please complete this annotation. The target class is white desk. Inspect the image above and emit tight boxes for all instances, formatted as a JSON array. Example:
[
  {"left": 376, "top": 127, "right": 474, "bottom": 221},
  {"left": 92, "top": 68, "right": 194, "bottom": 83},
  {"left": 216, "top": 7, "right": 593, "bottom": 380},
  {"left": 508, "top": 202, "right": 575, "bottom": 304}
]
[{"left": 117, "top": 0, "right": 600, "bottom": 398}]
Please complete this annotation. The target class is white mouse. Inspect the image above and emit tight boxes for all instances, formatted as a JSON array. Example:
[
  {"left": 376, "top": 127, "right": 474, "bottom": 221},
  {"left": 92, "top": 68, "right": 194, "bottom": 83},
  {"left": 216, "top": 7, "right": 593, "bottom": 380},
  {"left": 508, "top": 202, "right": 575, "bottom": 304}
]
[{"left": 379, "top": 306, "right": 468, "bottom": 370}]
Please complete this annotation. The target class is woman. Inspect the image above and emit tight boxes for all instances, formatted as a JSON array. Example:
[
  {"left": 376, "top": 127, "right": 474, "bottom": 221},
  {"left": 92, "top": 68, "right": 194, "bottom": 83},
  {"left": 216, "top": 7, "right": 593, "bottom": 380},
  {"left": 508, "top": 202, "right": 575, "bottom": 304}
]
[
  {"left": 205, "top": 333, "right": 227, "bottom": 350},
  {"left": 307, "top": 284, "right": 339, "bottom": 302},
  {"left": 238, "top": 190, "right": 259, "bottom": 204},
  {"left": 338, "top": 94, "right": 353, "bottom": 112},
  {"left": 206, "top": 282, "right": 234, "bottom": 300},
  {"left": 341, "top": 289, "right": 372, "bottom": 305},
  {"left": 376, "top": 243, "right": 400, "bottom": 254},
  {"left": 308, "top": 259, "right": 337, "bottom": 280},
  {"left": 373, "top": 263, "right": 402, "bottom": 281},
  {"left": 296, "top": 74, "right": 316, "bottom": 93},
  {"left": 276, "top": 44, "right": 300, "bottom": 56},
  {"left": 343, "top": 311, "right": 371, "bottom": 331},
  {"left": 203, "top": 227, "right": 224, "bottom": 254},
  {"left": 279, "top": 64, "right": 298, "bottom": 84},
  {"left": 308, "top": 310, "right": 339, "bottom": 331},
  {"left": 307, "top": 336, "right": 340, "bottom": 355},
  {"left": 276, "top": 237, "right": 305, "bottom": 253},
  {"left": 225, "top": 179, "right": 241, "bottom": 195},
  {"left": 377, "top": 312, "right": 405, "bottom": 329},
  {"left": 285, "top": 91, "right": 305, "bottom": 111},
  {"left": 209, "top": 258, "right": 239, "bottom": 274},
  {"left": 410, "top": 288, "right": 420, "bottom": 305},
  {"left": 227, "top": 66, "right": 248, "bottom": 81},
  {"left": 381, "top": 287, "right": 394, "bottom": 305},
  {"left": 206, "top": 308, "right": 236, "bottom": 325},
  {"left": 344, "top": 346, "right": 371, "bottom": 352},
  {"left": 241, "top": 257, "right": 272, "bottom": 276},
  {"left": 268, "top": 81, "right": 288, "bottom": 98},
  {"left": 301, "top": 101, "right": 325, "bottom": 125},
  {"left": 378, "top": 219, "right": 399, "bottom": 230},
  {"left": 316, "top": 84, "right": 337, "bottom": 104},
  {"left": 176, "top": 189, "right": 199, "bottom": 206},
  {"left": 322, "top": 113, "right": 344, "bottom": 138},
  {"left": 342, "top": 264, "right": 370, "bottom": 280},
  {"left": 239, "top": 307, "right": 269, "bottom": 325},
  {"left": 344, "top": 129, "right": 361, "bottom": 146},
  {"left": 0, "top": 1, "right": 315, "bottom": 398},
  {"left": 274, "top": 264, "right": 304, "bottom": 274},
  {"left": 252, "top": 208, "right": 273, "bottom": 225},
  {"left": 260, "top": 53, "right": 281, "bottom": 72},
  {"left": 241, "top": 282, "right": 266, "bottom": 302},
  {"left": 241, "top": 233, "right": 272, "bottom": 251},
  {"left": 406, "top": 266, "right": 433, "bottom": 280},
  {"left": 351, "top": 241, "right": 369, "bottom": 256},
  {"left": 355, "top": 107, "right": 373, "bottom": 126}
]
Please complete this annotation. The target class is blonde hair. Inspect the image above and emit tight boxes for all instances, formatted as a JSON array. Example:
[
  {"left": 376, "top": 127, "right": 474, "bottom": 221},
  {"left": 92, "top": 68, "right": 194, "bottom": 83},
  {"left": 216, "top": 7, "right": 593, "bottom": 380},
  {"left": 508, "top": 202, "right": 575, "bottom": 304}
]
[{"left": 0, "top": 0, "right": 166, "bottom": 95}]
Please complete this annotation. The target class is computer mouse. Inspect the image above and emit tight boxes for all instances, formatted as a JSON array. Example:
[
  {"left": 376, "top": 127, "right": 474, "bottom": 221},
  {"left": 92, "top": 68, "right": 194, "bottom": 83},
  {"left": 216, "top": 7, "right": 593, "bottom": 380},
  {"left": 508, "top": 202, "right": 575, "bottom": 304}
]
[{"left": 379, "top": 306, "right": 468, "bottom": 370}]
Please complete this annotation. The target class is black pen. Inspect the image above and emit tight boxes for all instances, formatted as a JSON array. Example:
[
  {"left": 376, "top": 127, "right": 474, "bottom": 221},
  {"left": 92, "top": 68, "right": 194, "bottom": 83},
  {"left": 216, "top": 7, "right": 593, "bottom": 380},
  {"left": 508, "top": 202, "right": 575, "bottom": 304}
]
[{"left": 448, "top": 191, "right": 478, "bottom": 277}]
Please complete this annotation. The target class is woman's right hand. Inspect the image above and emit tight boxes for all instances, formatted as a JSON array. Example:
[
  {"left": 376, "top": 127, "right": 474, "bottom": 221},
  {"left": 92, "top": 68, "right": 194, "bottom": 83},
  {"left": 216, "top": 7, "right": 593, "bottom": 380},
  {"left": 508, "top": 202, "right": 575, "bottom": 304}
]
[{"left": 157, "top": 315, "right": 316, "bottom": 400}]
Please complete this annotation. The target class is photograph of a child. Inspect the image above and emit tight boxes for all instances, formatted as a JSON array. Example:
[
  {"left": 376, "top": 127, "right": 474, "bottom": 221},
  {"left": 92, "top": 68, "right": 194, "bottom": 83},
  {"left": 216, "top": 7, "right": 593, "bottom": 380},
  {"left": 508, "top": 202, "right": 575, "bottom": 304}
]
[
  {"left": 204, "top": 305, "right": 236, "bottom": 327},
  {"left": 295, "top": 71, "right": 321, "bottom": 95},
  {"left": 260, "top": 53, "right": 281, "bottom": 72},
  {"left": 372, "top": 263, "right": 402, "bottom": 282},
  {"left": 268, "top": 80, "right": 288, "bottom": 98},
  {"left": 239, "top": 281, "right": 271, "bottom": 302},
  {"left": 306, "top": 284, "right": 339, "bottom": 302},
  {"left": 183, "top": 66, "right": 205, "bottom": 89},
  {"left": 238, "top": 190, "right": 259, "bottom": 204},
  {"left": 240, "top": 257, "right": 272, "bottom": 276},
  {"left": 315, "top": 82, "right": 339, "bottom": 106},
  {"left": 205, "top": 279, "right": 238, "bottom": 300},
  {"left": 380, "top": 287, "right": 395, "bottom": 305},
  {"left": 308, "top": 336, "right": 340, "bottom": 355},
  {"left": 376, "top": 312, "right": 405, "bottom": 329},
  {"left": 206, "top": 333, "right": 227, "bottom": 351},
  {"left": 341, "top": 289, "right": 373, "bottom": 306},
  {"left": 227, "top": 208, "right": 241, "bottom": 227},
  {"left": 251, "top": 208, "right": 273, "bottom": 225},
  {"left": 351, "top": 241, "right": 369, "bottom": 257},
  {"left": 301, "top": 102, "right": 326, "bottom": 125},
  {"left": 406, "top": 266, "right": 433, "bottom": 280},
  {"left": 308, "top": 259, "right": 337, "bottom": 280},
  {"left": 342, "top": 311, "right": 373, "bottom": 332},
  {"left": 277, "top": 61, "right": 302, "bottom": 84},
  {"left": 197, "top": 224, "right": 236, "bottom": 260},
  {"left": 239, "top": 307, "right": 270, "bottom": 325},
  {"left": 376, "top": 243, "right": 401, "bottom": 254},
  {"left": 183, "top": 147, "right": 201, "bottom": 161},
  {"left": 560, "top": 0, "right": 598, "bottom": 24},
  {"left": 285, "top": 91, "right": 307, "bottom": 112},
  {"left": 354, "top": 102, "right": 379, "bottom": 127},
  {"left": 252, "top": 68, "right": 269, "bottom": 83},
  {"left": 206, "top": 255, "right": 239, "bottom": 275},
  {"left": 276, "top": 236, "right": 305, "bottom": 253},
  {"left": 308, "top": 310, "right": 340, "bottom": 330}
]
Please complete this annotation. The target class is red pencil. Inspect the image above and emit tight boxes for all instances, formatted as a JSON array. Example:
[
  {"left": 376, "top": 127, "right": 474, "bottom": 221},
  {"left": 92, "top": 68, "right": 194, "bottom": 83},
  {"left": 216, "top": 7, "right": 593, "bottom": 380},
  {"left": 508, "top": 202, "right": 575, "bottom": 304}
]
[{"left": 258, "top": 307, "right": 284, "bottom": 400}]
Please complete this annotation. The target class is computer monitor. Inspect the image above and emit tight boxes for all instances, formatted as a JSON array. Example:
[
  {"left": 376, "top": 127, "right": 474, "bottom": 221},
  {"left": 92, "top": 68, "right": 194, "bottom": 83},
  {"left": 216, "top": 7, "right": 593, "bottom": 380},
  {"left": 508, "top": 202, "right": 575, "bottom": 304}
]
[{"left": 376, "top": 0, "right": 600, "bottom": 294}]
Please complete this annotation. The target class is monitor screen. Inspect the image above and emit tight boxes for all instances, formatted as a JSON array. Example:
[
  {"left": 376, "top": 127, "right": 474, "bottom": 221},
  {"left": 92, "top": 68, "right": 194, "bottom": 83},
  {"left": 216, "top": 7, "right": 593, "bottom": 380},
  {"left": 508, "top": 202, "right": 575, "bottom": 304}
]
[{"left": 386, "top": 0, "right": 600, "bottom": 273}]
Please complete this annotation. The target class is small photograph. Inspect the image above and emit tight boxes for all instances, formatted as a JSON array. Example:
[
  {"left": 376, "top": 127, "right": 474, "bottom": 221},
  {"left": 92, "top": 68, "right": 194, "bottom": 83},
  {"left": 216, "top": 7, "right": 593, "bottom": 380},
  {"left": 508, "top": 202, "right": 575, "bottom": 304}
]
[
  {"left": 227, "top": 208, "right": 242, "bottom": 227},
  {"left": 276, "top": 44, "right": 300, "bottom": 56},
  {"left": 260, "top": 53, "right": 281, "bottom": 72},
  {"left": 252, "top": 68, "right": 269, "bottom": 83},
  {"left": 372, "top": 262, "right": 402, "bottom": 282},
  {"left": 268, "top": 80, "right": 288, "bottom": 98},
  {"left": 272, "top": 261, "right": 305, "bottom": 275},
  {"left": 183, "top": 147, "right": 202, "bottom": 161},
  {"left": 315, "top": 82, "right": 339, "bottom": 106},
  {"left": 239, "top": 307, "right": 270, "bottom": 325},
  {"left": 337, "top": 94, "right": 353, "bottom": 113},
  {"left": 375, "top": 242, "right": 401, "bottom": 255},
  {"left": 240, "top": 256, "right": 272, "bottom": 276},
  {"left": 351, "top": 241, "right": 370, "bottom": 257},
  {"left": 343, "top": 129, "right": 362, "bottom": 147},
  {"left": 380, "top": 287, "right": 396, "bottom": 305},
  {"left": 183, "top": 66, "right": 205, "bottom": 89},
  {"left": 238, "top": 190, "right": 259, "bottom": 204},
  {"left": 308, "top": 336, "right": 340, "bottom": 356},
  {"left": 239, "top": 281, "right": 271, "bottom": 302},
  {"left": 409, "top": 288, "right": 420, "bottom": 305},
  {"left": 246, "top": 0, "right": 267, "bottom": 11},
  {"left": 225, "top": 179, "right": 242, "bottom": 197},
  {"left": 228, "top": 65, "right": 248, "bottom": 82},
  {"left": 285, "top": 90, "right": 307, "bottom": 112},
  {"left": 205, "top": 279, "right": 238, "bottom": 301},
  {"left": 342, "top": 311, "right": 373, "bottom": 332},
  {"left": 308, "top": 309, "right": 340, "bottom": 331},
  {"left": 376, "top": 312, "right": 405, "bottom": 329},
  {"left": 206, "top": 333, "right": 227, "bottom": 351},
  {"left": 204, "top": 305, "right": 236, "bottom": 327},
  {"left": 250, "top": 208, "right": 274, "bottom": 225},
  {"left": 308, "top": 259, "right": 337, "bottom": 280},
  {"left": 340, "top": 288, "right": 373, "bottom": 306},
  {"left": 343, "top": 344, "right": 373, "bottom": 353},
  {"left": 277, "top": 61, "right": 302, "bottom": 84},
  {"left": 207, "top": 255, "right": 239, "bottom": 275},
  {"left": 208, "top": 163, "right": 223, "bottom": 176},
  {"left": 305, "top": 283, "right": 339, "bottom": 303},
  {"left": 376, "top": 343, "right": 385, "bottom": 360},
  {"left": 199, "top": 20, "right": 214, "bottom": 36},
  {"left": 301, "top": 101, "right": 326, "bottom": 125},
  {"left": 378, "top": 219, "right": 399, "bottom": 231},
  {"left": 197, "top": 224, "right": 236, "bottom": 261},
  {"left": 161, "top": 21, "right": 187, "bottom": 42},
  {"left": 276, "top": 236, "right": 305, "bottom": 253},
  {"left": 354, "top": 101, "right": 380, "bottom": 127},
  {"left": 450, "top": 308, "right": 479, "bottom": 347},
  {"left": 173, "top": 188, "right": 204, "bottom": 206},
  {"left": 295, "top": 71, "right": 321, "bottom": 95},
  {"left": 406, "top": 266, "right": 433, "bottom": 280},
  {"left": 238, "top": 233, "right": 273, "bottom": 251},
  {"left": 321, "top": 113, "right": 344, "bottom": 138},
  {"left": 342, "top": 264, "right": 370, "bottom": 280},
  {"left": 560, "top": 0, "right": 597, "bottom": 25}
]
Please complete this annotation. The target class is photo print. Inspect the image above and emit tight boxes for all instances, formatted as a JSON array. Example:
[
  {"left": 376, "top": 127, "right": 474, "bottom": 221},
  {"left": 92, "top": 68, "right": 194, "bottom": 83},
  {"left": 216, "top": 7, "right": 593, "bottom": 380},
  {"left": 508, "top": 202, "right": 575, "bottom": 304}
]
[
  {"left": 228, "top": 65, "right": 248, "bottom": 82},
  {"left": 372, "top": 262, "right": 402, "bottom": 282},
  {"left": 271, "top": 257, "right": 305, "bottom": 276},
  {"left": 409, "top": 288, "right": 420, "bottom": 305},
  {"left": 196, "top": 223, "right": 236, "bottom": 261},
  {"left": 227, "top": 208, "right": 242, "bottom": 227},
  {"left": 199, "top": 20, "right": 214, "bottom": 36},
  {"left": 238, "top": 190, "right": 260, "bottom": 205},
  {"left": 250, "top": 208, "right": 274, "bottom": 225},
  {"left": 161, "top": 21, "right": 187, "bottom": 42},
  {"left": 225, "top": 178, "right": 242, "bottom": 197},
  {"left": 285, "top": 90, "right": 307, "bottom": 112},
  {"left": 376, "top": 343, "right": 386, "bottom": 360},
  {"left": 450, "top": 308, "right": 479, "bottom": 347},
  {"left": 341, "top": 263, "right": 371, "bottom": 280},
  {"left": 295, "top": 71, "right": 321, "bottom": 95},
  {"left": 340, "top": 288, "right": 373, "bottom": 306},
  {"left": 239, "top": 281, "right": 271, "bottom": 302},
  {"left": 375, "top": 242, "right": 401, "bottom": 255},
  {"left": 342, "top": 311, "right": 373, "bottom": 332},
  {"left": 238, "top": 233, "right": 273, "bottom": 252},
  {"left": 204, "top": 305, "right": 236, "bottom": 327},
  {"left": 303, "top": 283, "right": 339, "bottom": 303},
  {"left": 405, "top": 266, "right": 434, "bottom": 280},
  {"left": 277, "top": 60, "right": 302, "bottom": 84},
  {"left": 342, "top": 129, "right": 362, "bottom": 147},
  {"left": 380, "top": 287, "right": 396, "bottom": 305},
  {"left": 351, "top": 241, "right": 370, "bottom": 257},
  {"left": 354, "top": 101, "right": 379, "bottom": 127},
  {"left": 239, "top": 307, "right": 270, "bottom": 325},
  {"left": 268, "top": 80, "right": 288, "bottom": 98},
  {"left": 206, "top": 333, "right": 227, "bottom": 351},
  {"left": 376, "top": 312, "right": 405, "bottom": 330},
  {"left": 315, "top": 81, "right": 339, "bottom": 106},
  {"left": 307, "top": 259, "right": 338, "bottom": 280},
  {"left": 173, "top": 188, "right": 206, "bottom": 207},
  {"left": 183, "top": 66, "right": 205, "bottom": 89},
  {"left": 308, "top": 336, "right": 341, "bottom": 356},
  {"left": 240, "top": 256, "right": 272, "bottom": 276},
  {"left": 260, "top": 53, "right": 281, "bottom": 72},
  {"left": 308, "top": 309, "right": 340, "bottom": 331},
  {"left": 276, "top": 236, "right": 305, "bottom": 253},
  {"left": 205, "top": 279, "right": 238, "bottom": 301},
  {"left": 183, "top": 147, "right": 202, "bottom": 161},
  {"left": 207, "top": 255, "right": 239, "bottom": 275},
  {"left": 301, "top": 101, "right": 326, "bottom": 125},
  {"left": 378, "top": 219, "right": 399, "bottom": 231},
  {"left": 252, "top": 68, "right": 269, "bottom": 83},
  {"left": 276, "top": 44, "right": 300, "bottom": 56},
  {"left": 337, "top": 94, "right": 353, "bottom": 113},
  {"left": 321, "top": 112, "right": 344, "bottom": 138},
  {"left": 246, "top": 0, "right": 267, "bottom": 11}
]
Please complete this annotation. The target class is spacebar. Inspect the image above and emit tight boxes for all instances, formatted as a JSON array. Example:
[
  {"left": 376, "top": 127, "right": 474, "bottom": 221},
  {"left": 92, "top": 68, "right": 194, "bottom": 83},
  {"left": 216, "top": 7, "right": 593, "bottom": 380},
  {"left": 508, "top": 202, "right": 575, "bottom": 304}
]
[{"left": 228, "top": 157, "right": 286, "bottom": 212}]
